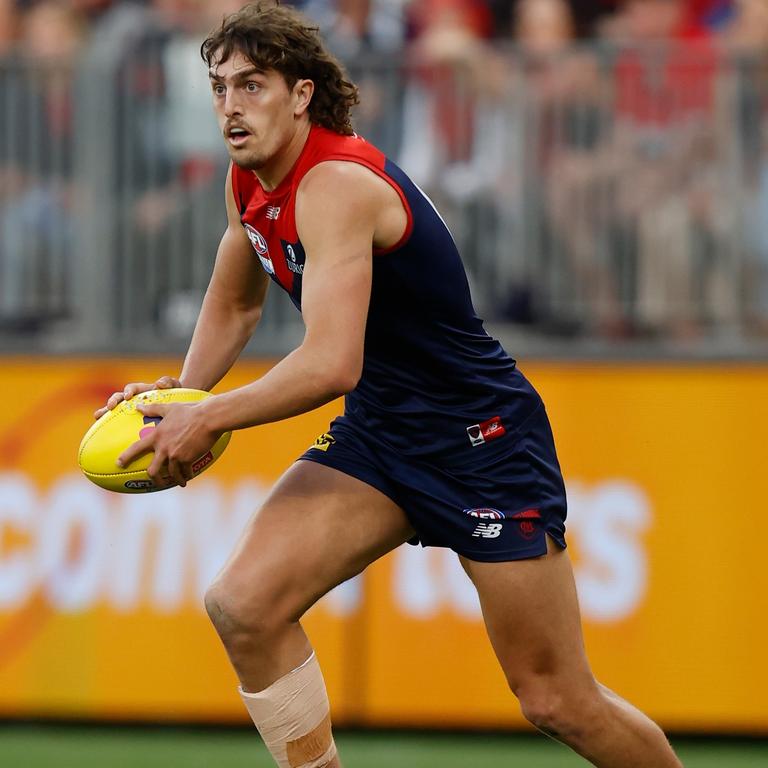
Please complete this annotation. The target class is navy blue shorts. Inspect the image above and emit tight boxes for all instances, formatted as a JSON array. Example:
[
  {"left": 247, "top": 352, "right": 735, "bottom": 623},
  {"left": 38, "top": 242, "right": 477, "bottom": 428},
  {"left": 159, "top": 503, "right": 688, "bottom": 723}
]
[{"left": 298, "top": 404, "right": 567, "bottom": 562}]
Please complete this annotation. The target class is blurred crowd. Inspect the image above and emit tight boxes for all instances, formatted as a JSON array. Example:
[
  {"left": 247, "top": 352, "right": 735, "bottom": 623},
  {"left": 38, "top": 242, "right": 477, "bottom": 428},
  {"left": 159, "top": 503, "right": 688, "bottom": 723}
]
[{"left": 1, "top": 0, "right": 768, "bottom": 345}]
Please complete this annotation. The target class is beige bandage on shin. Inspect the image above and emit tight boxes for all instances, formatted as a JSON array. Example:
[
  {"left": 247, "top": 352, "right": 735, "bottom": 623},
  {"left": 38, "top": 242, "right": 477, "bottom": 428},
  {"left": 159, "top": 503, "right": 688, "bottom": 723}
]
[{"left": 240, "top": 653, "right": 337, "bottom": 768}]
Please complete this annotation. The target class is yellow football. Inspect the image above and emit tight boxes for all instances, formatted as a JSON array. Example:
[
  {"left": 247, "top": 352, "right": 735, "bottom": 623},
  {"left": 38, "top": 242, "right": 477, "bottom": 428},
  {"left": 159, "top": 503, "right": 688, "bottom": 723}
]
[{"left": 78, "top": 388, "right": 232, "bottom": 493}]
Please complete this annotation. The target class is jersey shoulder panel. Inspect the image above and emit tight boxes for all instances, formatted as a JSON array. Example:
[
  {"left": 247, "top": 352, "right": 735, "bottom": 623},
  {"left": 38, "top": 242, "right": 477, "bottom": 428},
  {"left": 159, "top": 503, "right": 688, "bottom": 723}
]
[{"left": 295, "top": 127, "right": 387, "bottom": 180}]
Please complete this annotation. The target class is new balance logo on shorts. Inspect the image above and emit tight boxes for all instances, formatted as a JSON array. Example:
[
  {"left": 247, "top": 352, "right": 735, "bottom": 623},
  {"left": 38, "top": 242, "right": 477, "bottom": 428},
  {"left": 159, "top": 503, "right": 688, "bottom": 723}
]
[{"left": 472, "top": 522, "right": 503, "bottom": 538}]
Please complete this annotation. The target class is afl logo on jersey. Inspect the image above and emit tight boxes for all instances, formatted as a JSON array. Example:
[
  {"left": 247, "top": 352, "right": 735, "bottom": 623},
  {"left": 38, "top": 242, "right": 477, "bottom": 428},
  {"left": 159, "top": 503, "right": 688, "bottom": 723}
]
[{"left": 244, "top": 223, "right": 274, "bottom": 275}]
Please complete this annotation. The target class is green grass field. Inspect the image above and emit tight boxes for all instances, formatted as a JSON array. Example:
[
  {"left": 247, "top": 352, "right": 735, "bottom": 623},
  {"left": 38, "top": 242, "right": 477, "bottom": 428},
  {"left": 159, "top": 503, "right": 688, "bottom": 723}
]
[{"left": 0, "top": 725, "right": 766, "bottom": 767}]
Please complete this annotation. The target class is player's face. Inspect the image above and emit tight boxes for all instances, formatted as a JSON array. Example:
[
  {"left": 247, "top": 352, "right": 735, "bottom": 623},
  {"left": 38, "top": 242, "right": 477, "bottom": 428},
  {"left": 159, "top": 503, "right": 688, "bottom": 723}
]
[{"left": 209, "top": 50, "right": 309, "bottom": 171}]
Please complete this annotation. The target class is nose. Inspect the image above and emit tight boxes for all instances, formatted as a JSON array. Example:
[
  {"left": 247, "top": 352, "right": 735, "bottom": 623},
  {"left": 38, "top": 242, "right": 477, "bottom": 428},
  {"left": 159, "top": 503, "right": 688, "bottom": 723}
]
[{"left": 224, "top": 89, "right": 243, "bottom": 118}]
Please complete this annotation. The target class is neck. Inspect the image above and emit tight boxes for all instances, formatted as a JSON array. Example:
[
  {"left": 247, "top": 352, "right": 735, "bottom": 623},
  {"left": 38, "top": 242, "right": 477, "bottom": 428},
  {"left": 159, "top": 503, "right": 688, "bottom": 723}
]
[{"left": 254, "top": 121, "right": 312, "bottom": 192}]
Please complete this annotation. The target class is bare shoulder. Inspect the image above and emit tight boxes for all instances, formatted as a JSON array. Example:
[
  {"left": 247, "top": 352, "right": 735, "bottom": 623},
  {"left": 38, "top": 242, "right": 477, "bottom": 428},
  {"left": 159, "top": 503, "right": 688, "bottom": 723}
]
[
  {"left": 296, "top": 160, "right": 406, "bottom": 249},
  {"left": 297, "top": 160, "right": 398, "bottom": 212}
]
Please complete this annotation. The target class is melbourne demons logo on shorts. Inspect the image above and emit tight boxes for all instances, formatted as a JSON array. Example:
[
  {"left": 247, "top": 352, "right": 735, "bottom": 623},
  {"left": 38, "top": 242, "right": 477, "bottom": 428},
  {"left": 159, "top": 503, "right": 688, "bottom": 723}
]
[
  {"left": 244, "top": 223, "right": 274, "bottom": 275},
  {"left": 511, "top": 508, "right": 542, "bottom": 540}
]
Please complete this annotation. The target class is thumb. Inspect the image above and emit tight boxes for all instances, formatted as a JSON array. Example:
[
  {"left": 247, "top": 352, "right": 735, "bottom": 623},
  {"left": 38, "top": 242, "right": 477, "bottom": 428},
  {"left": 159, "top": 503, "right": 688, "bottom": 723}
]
[{"left": 155, "top": 376, "right": 181, "bottom": 390}]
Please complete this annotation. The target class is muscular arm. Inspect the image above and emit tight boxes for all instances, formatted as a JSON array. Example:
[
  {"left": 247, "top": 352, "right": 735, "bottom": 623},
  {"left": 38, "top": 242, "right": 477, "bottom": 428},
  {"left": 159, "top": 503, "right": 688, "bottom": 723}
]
[
  {"left": 180, "top": 164, "right": 270, "bottom": 391},
  {"left": 198, "top": 161, "right": 389, "bottom": 432},
  {"left": 118, "top": 161, "right": 406, "bottom": 485}
]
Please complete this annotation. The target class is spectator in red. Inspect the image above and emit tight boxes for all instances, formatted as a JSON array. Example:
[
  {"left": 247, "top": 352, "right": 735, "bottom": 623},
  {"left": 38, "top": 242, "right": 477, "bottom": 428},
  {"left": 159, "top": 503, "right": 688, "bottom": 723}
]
[
  {"left": 612, "top": 0, "right": 718, "bottom": 127},
  {"left": 0, "top": 0, "right": 17, "bottom": 55},
  {"left": 599, "top": 0, "right": 731, "bottom": 338}
]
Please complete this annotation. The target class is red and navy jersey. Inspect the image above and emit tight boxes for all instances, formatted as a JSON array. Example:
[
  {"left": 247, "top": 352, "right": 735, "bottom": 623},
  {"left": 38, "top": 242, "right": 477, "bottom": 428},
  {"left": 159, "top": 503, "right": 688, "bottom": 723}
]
[{"left": 232, "top": 125, "right": 541, "bottom": 459}]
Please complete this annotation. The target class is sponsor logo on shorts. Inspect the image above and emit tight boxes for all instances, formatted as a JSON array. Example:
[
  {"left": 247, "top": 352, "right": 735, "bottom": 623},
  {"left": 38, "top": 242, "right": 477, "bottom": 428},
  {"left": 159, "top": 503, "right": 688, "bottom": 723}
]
[
  {"left": 192, "top": 451, "right": 214, "bottom": 474},
  {"left": 309, "top": 433, "right": 336, "bottom": 452},
  {"left": 472, "top": 522, "right": 503, "bottom": 539},
  {"left": 464, "top": 507, "right": 505, "bottom": 520},
  {"left": 466, "top": 415, "right": 506, "bottom": 447}
]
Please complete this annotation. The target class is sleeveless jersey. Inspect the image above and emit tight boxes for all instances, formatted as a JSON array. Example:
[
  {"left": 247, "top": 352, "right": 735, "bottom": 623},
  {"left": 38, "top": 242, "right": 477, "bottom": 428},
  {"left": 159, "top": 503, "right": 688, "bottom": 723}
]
[{"left": 232, "top": 125, "right": 541, "bottom": 461}]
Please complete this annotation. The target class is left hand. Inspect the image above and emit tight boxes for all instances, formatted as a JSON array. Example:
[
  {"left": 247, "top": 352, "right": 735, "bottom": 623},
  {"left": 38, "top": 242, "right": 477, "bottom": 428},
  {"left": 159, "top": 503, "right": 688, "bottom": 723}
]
[{"left": 117, "top": 401, "right": 219, "bottom": 489}]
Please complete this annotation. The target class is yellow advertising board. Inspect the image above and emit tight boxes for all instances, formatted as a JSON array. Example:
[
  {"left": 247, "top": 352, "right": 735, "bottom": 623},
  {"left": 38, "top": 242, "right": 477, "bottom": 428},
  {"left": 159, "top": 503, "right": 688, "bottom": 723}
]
[{"left": 0, "top": 358, "right": 766, "bottom": 732}]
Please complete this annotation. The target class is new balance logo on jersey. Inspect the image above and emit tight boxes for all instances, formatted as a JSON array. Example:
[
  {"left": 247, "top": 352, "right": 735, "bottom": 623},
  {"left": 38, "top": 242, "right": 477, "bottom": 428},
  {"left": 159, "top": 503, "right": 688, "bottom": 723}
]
[
  {"left": 266, "top": 206, "right": 280, "bottom": 220},
  {"left": 472, "top": 522, "right": 503, "bottom": 539}
]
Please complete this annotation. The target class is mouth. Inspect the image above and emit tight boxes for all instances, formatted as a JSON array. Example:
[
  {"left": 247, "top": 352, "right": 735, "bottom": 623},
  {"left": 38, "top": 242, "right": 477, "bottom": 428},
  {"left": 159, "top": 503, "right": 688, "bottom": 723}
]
[{"left": 226, "top": 127, "right": 252, "bottom": 147}]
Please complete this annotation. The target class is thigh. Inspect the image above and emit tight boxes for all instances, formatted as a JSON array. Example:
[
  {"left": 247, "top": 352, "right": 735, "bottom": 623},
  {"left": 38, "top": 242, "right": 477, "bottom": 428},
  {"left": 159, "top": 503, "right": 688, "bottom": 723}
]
[
  {"left": 215, "top": 459, "right": 415, "bottom": 619},
  {"left": 460, "top": 536, "right": 595, "bottom": 695}
]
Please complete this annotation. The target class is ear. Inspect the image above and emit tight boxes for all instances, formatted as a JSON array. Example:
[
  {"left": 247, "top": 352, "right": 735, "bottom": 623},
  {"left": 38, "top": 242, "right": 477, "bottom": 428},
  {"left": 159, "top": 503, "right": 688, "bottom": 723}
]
[{"left": 293, "top": 79, "right": 314, "bottom": 117}]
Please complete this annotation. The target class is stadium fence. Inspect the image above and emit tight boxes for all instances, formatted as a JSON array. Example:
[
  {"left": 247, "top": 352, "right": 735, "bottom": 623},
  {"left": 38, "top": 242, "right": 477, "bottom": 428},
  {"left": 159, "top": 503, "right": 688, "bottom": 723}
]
[{"left": 1, "top": 39, "right": 767, "bottom": 355}]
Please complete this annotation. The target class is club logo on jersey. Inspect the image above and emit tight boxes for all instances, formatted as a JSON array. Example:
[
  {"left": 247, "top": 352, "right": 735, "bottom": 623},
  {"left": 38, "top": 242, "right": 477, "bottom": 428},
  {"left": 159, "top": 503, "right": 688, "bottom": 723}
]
[
  {"left": 266, "top": 206, "right": 280, "bottom": 220},
  {"left": 309, "top": 432, "right": 336, "bottom": 452},
  {"left": 511, "top": 508, "right": 542, "bottom": 540},
  {"left": 472, "top": 522, "right": 503, "bottom": 539},
  {"left": 285, "top": 243, "right": 304, "bottom": 275},
  {"left": 466, "top": 416, "right": 506, "bottom": 447},
  {"left": 244, "top": 223, "right": 274, "bottom": 275},
  {"left": 464, "top": 507, "right": 505, "bottom": 520}
]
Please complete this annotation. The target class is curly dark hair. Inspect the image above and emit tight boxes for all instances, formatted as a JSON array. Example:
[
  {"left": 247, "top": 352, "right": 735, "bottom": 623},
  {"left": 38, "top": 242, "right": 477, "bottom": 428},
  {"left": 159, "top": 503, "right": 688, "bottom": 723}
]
[{"left": 200, "top": 1, "right": 359, "bottom": 135}]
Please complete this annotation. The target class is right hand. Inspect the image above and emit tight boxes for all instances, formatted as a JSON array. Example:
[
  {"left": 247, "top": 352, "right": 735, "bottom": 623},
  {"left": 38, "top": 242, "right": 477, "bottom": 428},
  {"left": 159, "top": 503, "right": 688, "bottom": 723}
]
[{"left": 94, "top": 375, "right": 182, "bottom": 420}]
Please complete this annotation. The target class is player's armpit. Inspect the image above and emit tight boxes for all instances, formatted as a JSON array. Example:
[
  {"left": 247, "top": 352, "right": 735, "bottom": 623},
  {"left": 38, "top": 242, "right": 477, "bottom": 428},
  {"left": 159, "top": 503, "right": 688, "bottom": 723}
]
[{"left": 179, "top": 163, "right": 270, "bottom": 392}]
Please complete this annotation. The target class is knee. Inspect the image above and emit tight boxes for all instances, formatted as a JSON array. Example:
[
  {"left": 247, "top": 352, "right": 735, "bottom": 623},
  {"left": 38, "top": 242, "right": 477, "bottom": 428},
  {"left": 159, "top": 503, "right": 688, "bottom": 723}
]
[
  {"left": 516, "top": 678, "right": 602, "bottom": 742},
  {"left": 204, "top": 577, "right": 284, "bottom": 646},
  {"left": 518, "top": 686, "right": 568, "bottom": 738}
]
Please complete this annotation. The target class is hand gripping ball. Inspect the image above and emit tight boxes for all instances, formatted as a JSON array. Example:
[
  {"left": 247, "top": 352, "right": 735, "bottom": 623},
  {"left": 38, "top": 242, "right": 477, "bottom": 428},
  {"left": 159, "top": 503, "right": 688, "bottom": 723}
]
[{"left": 78, "top": 388, "right": 231, "bottom": 493}]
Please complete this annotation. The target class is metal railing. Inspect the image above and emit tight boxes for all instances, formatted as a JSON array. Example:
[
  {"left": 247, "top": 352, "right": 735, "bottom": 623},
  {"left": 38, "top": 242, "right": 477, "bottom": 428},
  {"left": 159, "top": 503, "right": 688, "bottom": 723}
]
[{"left": 1, "top": 36, "right": 767, "bottom": 356}]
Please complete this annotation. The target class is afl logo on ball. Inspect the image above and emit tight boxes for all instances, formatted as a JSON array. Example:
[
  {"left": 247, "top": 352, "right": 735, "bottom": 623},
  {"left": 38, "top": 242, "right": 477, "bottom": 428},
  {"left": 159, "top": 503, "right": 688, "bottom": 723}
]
[
  {"left": 244, "top": 223, "right": 274, "bottom": 275},
  {"left": 464, "top": 507, "right": 505, "bottom": 520}
]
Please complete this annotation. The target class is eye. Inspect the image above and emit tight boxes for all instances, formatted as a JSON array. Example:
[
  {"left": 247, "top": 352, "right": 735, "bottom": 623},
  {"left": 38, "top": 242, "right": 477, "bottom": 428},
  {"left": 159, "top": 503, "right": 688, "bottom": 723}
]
[
  {"left": 212, "top": 83, "right": 226, "bottom": 96},
  {"left": 246, "top": 81, "right": 260, "bottom": 93}
]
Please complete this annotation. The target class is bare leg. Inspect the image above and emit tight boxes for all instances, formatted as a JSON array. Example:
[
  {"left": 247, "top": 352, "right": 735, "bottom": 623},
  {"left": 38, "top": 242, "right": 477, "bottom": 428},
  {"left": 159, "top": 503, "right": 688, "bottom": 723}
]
[
  {"left": 205, "top": 460, "right": 415, "bottom": 768},
  {"left": 461, "top": 537, "right": 682, "bottom": 768}
]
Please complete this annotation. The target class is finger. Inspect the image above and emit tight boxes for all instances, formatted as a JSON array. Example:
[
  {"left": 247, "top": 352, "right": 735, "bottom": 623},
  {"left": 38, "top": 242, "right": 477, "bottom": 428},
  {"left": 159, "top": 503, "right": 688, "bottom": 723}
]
[
  {"left": 94, "top": 391, "right": 125, "bottom": 420},
  {"left": 147, "top": 454, "right": 175, "bottom": 489},
  {"left": 137, "top": 403, "right": 169, "bottom": 419},
  {"left": 117, "top": 435, "right": 155, "bottom": 468},
  {"left": 108, "top": 391, "right": 125, "bottom": 408},
  {"left": 167, "top": 458, "right": 188, "bottom": 488},
  {"left": 155, "top": 376, "right": 181, "bottom": 390},
  {"left": 123, "top": 382, "right": 153, "bottom": 400}
]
